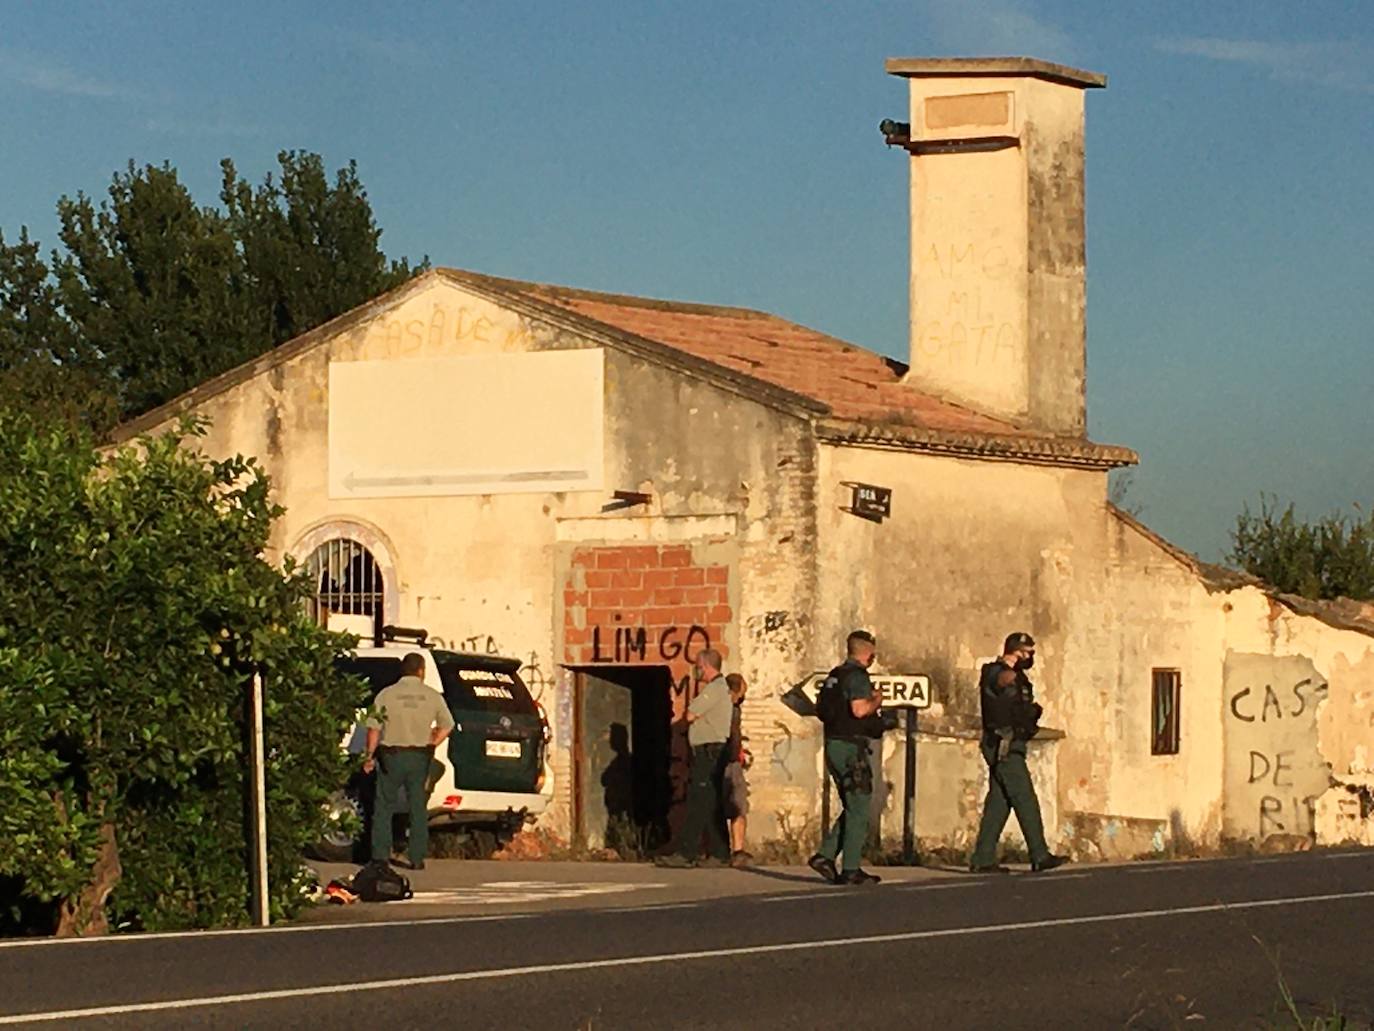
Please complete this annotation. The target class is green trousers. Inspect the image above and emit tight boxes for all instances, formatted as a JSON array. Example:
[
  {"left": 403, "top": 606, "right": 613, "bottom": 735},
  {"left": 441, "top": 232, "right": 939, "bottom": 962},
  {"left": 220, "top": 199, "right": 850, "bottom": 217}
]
[
  {"left": 818, "top": 738, "right": 872, "bottom": 874},
  {"left": 677, "top": 743, "right": 730, "bottom": 861},
  {"left": 970, "top": 740, "right": 1050, "bottom": 867},
  {"left": 372, "top": 748, "right": 431, "bottom": 866}
]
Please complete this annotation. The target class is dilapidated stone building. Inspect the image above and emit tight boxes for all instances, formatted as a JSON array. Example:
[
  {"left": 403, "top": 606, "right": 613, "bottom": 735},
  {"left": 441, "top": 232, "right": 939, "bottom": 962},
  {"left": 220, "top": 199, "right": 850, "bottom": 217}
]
[{"left": 116, "top": 57, "right": 1374, "bottom": 858}]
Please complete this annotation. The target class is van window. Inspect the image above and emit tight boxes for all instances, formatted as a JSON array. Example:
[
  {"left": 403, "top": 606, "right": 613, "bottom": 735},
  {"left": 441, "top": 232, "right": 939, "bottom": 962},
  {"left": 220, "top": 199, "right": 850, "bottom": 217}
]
[
  {"left": 336, "top": 656, "right": 404, "bottom": 702},
  {"left": 434, "top": 652, "right": 536, "bottom": 715}
]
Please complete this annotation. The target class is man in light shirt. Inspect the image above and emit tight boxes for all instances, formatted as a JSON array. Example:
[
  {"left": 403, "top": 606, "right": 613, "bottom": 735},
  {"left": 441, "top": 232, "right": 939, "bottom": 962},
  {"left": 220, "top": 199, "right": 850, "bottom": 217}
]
[
  {"left": 657, "top": 648, "right": 732, "bottom": 868},
  {"left": 363, "top": 653, "right": 454, "bottom": 871}
]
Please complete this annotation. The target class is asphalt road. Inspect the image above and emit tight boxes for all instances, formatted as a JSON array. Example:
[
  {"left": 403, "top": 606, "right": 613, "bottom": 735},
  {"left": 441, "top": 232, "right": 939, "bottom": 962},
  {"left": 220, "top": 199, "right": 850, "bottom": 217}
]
[{"left": 3, "top": 851, "right": 1372, "bottom": 1029}]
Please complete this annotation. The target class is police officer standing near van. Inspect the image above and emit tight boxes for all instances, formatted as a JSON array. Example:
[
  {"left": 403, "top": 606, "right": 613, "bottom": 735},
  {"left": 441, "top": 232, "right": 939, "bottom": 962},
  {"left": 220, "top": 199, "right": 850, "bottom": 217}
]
[
  {"left": 363, "top": 653, "right": 454, "bottom": 871},
  {"left": 808, "top": 630, "right": 884, "bottom": 886},
  {"left": 969, "top": 632, "right": 1068, "bottom": 874}
]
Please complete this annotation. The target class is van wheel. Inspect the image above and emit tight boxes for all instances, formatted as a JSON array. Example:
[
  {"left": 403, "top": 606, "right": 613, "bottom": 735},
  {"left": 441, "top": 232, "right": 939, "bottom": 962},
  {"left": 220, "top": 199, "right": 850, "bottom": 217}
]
[{"left": 310, "top": 790, "right": 367, "bottom": 863}]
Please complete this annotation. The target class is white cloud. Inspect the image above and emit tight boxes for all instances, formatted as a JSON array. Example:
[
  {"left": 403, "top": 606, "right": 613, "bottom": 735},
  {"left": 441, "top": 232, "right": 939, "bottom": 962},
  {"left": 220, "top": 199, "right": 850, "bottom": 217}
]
[
  {"left": 923, "top": 0, "right": 1074, "bottom": 62},
  {"left": 0, "top": 48, "right": 136, "bottom": 99},
  {"left": 1155, "top": 36, "right": 1374, "bottom": 94}
]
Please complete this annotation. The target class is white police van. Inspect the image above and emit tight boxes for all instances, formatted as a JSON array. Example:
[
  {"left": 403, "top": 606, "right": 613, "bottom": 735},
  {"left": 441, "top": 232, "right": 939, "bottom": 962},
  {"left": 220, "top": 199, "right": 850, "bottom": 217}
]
[{"left": 313, "top": 623, "right": 553, "bottom": 861}]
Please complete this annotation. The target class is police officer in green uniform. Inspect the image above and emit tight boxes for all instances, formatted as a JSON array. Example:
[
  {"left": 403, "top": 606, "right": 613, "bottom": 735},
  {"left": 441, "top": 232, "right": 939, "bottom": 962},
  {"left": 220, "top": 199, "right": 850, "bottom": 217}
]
[
  {"left": 969, "top": 632, "right": 1068, "bottom": 874},
  {"left": 363, "top": 653, "right": 454, "bottom": 871},
  {"left": 808, "top": 630, "right": 884, "bottom": 886}
]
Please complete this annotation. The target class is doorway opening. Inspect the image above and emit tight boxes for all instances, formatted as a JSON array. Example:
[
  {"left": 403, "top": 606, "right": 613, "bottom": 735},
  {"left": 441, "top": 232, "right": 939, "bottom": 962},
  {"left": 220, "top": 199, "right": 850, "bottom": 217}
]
[{"left": 571, "top": 666, "right": 674, "bottom": 856}]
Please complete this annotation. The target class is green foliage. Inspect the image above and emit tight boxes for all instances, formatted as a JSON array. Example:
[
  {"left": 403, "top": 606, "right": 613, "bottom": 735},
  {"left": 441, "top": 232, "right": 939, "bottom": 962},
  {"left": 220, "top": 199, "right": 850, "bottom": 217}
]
[
  {"left": 0, "top": 410, "right": 364, "bottom": 932},
  {"left": 1229, "top": 496, "right": 1374, "bottom": 602},
  {"left": 0, "top": 227, "right": 116, "bottom": 431},
  {"left": 221, "top": 151, "right": 422, "bottom": 349},
  {"left": 1, "top": 152, "right": 423, "bottom": 433}
]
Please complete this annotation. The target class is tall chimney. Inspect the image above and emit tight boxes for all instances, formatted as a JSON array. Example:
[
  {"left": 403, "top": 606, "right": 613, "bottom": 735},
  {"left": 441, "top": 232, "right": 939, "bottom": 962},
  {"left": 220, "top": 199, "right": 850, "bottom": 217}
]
[{"left": 885, "top": 57, "right": 1106, "bottom": 436}]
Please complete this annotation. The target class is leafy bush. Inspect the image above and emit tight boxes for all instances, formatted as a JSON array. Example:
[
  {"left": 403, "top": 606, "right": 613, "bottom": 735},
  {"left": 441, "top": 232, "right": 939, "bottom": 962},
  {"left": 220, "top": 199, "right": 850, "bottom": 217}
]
[
  {"left": 0, "top": 410, "right": 363, "bottom": 933},
  {"left": 1229, "top": 496, "right": 1374, "bottom": 602}
]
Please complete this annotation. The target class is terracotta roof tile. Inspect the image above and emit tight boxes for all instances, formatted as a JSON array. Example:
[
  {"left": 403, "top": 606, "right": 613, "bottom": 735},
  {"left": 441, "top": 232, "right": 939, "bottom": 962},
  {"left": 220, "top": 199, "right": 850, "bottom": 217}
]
[{"left": 512, "top": 286, "right": 1017, "bottom": 436}]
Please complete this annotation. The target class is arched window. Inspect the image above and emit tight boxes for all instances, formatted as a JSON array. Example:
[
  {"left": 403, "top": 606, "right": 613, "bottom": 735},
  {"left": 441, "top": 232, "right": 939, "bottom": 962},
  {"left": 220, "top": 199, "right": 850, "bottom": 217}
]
[{"left": 305, "top": 538, "right": 384, "bottom": 629}]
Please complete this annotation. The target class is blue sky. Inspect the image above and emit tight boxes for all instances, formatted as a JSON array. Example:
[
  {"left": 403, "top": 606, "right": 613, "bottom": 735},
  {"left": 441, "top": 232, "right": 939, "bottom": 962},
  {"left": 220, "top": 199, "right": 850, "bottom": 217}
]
[{"left": 2, "top": 0, "right": 1370, "bottom": 560}]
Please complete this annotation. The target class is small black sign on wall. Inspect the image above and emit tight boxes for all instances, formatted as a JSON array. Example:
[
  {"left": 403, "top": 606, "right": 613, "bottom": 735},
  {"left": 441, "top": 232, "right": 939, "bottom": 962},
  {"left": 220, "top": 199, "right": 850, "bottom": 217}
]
[{"left": 842, "top": 481, "right": 892, "bottom": 523}]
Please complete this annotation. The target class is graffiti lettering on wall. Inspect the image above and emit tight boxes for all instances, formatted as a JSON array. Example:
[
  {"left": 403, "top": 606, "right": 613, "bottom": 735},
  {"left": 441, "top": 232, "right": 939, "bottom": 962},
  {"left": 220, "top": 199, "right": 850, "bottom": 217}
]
[
  {"left": 1229, "top": 679, "right": 1325, "bottom": 722},
  {"left": 1223, "top": 653, "right": 1331, "bottom": 841},
  {"left": 1246, "top": 750, "right": 1322, "bottom": 836},
  {"left": 461, "top": 635, "right": 505, "bottom": 657},
  {"left": 347, "top": 303, "right": 535, "bottom": 361},
  {"left": 915, "top": 241, "right": 1019, "bottom": 368},
  {"left": 521, "top": 652, "right": 551, "bottom": 701},
  {"left": 590, "top": 624, "right": 711, "bottom": 666}
]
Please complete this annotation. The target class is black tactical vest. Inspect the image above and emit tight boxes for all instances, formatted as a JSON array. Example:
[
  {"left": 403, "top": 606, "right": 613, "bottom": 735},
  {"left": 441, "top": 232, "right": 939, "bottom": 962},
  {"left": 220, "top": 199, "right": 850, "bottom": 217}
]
[{"left": 819, "top": 663, "right": 882, "bottom": 740}]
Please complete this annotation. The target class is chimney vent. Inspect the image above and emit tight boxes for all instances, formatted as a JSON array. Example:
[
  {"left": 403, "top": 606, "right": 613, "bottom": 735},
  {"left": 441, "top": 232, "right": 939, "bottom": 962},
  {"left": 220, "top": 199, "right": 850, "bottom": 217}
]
[{"left": 886, "top": 57, "right": 1106, "bottom": 436}]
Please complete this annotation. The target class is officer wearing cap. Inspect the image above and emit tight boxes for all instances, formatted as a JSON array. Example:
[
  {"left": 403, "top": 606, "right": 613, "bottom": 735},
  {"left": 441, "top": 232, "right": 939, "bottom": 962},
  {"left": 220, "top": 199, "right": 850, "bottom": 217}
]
[
  {"left": 969, "top": 632, "right": 1068, "bottom": 873},
  {"left": 808, "top": 629, "right": 884, "bottom": 886}
]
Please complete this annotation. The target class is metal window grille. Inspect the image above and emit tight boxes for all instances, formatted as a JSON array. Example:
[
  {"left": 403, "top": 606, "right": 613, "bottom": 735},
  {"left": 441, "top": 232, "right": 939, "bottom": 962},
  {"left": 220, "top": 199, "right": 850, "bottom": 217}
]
[
  {"left": 1151, "top": 669, "right": 1181, "bottom": 755},
  {"left": 305, "top": 538, "right": 383, "bottom": 628}
]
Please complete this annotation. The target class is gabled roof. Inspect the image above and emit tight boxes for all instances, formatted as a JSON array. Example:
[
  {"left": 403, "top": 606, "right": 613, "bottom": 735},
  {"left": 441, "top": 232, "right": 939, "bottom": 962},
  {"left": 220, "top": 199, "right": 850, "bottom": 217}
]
[
  {"left": 1108, "top": 505, "right": 1374, "bottom": 638},
  {"left": 443, "top": 269, "right": 1137, "bottom": 470},
  {"left": 111, "top": 267, "right": 1137, "bottom": 469}
]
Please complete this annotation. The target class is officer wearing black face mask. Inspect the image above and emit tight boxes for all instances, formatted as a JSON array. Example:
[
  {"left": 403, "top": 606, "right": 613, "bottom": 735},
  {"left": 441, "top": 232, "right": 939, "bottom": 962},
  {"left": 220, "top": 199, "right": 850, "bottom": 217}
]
[{"left": 968, "top": 632, "right": 1068, "bottom": 874}]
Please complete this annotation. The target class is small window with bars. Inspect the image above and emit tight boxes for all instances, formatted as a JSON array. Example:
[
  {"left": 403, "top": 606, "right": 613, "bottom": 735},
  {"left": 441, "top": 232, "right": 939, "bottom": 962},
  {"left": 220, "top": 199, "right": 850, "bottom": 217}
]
[
  {"left": 305, "top": 538, "right": 383, "bottom": 630},
  {"left": 1151, "top": 669, "right": 1181, "bottom": 755}
]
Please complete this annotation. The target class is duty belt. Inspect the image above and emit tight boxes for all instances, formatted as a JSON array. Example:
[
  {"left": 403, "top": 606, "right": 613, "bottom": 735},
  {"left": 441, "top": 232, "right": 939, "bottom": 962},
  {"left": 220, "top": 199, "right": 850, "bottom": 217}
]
[{"left": 379, "top": 744, "right": 431, "bottom": 753}]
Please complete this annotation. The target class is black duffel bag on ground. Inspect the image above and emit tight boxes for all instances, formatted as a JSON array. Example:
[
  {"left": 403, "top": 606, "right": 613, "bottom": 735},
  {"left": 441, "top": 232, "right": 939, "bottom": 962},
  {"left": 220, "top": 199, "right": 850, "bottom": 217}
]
[{"left": 349, "top": 860, "right": 413, "bottom": 903}]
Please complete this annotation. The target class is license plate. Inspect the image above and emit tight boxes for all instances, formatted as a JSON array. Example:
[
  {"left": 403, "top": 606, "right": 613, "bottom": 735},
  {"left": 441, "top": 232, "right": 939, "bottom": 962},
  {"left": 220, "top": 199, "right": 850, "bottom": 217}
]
[{"left": 485, "top": 740, "right": 522, "bottom": 759}]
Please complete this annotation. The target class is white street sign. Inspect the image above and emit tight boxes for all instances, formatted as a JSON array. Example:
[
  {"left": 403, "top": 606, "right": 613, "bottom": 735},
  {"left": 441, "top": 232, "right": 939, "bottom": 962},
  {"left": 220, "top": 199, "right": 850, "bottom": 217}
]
[{"left": 799, "top": 671, "right": 932, "bottom": 710}]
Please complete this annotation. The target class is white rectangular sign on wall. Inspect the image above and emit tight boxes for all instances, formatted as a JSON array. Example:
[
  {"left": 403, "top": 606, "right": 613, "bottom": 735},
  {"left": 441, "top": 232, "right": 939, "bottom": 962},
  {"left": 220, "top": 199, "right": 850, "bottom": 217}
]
[
  {"left": 328, "top": 349, "right": 605, "bottom": 498},
  {"left": 797, "top": 672, "right": 933, "bottom": 710}
]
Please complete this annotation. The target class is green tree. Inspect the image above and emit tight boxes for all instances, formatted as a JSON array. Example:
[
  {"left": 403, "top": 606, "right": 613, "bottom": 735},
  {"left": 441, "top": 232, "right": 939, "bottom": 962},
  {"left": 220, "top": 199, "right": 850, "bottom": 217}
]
[
  {"left": 222, "top": 151, "right": 421, "bottom": 347},
  {"left": 52, "top": 163, "right": 259, "bottom": 420},
  {"left": 1229, "top": 496, "right": 1374, "bottom": 601},
  {"left": 0, "top": 227, "right": 115, "bottom": 430},
  {"left": 0, "top": 411, "right": 364, "bottom": 934},
  {"left": 2, "top": 152, "right": 422, "bottom": 431}
]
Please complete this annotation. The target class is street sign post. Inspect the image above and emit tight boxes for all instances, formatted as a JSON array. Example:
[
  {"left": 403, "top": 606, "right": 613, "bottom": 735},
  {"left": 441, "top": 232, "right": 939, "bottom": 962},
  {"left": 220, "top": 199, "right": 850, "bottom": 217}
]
[{"left": 248, "top": 672, "right": 269, "bottom": 927}]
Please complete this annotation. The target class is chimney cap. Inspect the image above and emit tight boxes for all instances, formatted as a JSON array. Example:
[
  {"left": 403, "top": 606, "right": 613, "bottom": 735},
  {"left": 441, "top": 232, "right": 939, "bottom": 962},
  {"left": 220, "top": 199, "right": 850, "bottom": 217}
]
[{"left": 885, "top": 56, "right": 1106, "bottom": 89}]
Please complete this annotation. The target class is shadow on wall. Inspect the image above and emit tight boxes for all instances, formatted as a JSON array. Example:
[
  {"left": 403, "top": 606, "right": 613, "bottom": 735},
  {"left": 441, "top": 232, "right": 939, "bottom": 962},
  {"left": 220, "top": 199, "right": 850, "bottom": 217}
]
[{"left": 601, "top": 722, "right": 633, "bottom": 836}]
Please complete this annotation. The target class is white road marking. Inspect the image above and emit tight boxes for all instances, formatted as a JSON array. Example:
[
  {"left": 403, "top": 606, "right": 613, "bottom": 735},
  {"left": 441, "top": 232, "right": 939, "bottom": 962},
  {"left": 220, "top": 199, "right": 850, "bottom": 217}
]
[
  {"left": 1024, "top": 872, "right": 1091, "bottom": 881},
  {"left": 402, "top": 881, "right": 666, "bottom": 906},
  {"left": 5, "top": 889, "right": 1373, "bottom": 1025},
  {"left": 757, "top": 891, "right": 847, "bottom": 904},
  {"left": 0, "top": 910, "right": 542, "bottom": 950},
  {"left": 616, "top": 902, "right": 701, "bottom": 913},
  {"left": 1322, "top": 851, "right": 1373, "bottom": 860},
  {"left": 0, "top": 883, "right": 663, "bottom": 951}
]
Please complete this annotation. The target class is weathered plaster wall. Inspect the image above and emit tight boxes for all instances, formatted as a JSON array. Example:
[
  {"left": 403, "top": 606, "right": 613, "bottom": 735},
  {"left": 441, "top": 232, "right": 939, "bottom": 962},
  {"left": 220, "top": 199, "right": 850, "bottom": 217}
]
[
  {"left": 122, "top": 274, "right": 1374, "bottom": 856},
  {"left": 810, "top": 442, "right": 1104, "bottom": 851},
  {"left": 1099, "top": 515, "right": 1226, "bottom": 844},
  {"left": 133, "top": 276, "right": 816, "bottom": 841},
  {"left": 1221, "top": 651, "right": 1328, "bottom": 840},
  {"left": 904, "top": 73, "right": 1090, "bottom": 434},
  {"left": 1103, "top": 517, "right": 1374, "bottom": 848},
  {"left": 1217, "top": 589, "right": 1374, "bottom": 845}
]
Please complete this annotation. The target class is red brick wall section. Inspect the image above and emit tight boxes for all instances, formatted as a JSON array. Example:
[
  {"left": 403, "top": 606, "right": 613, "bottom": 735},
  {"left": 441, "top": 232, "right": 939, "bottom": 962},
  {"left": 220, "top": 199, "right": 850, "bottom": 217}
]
[{"left": 564, "top": 545, "right": 730, "bottom": 690}]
